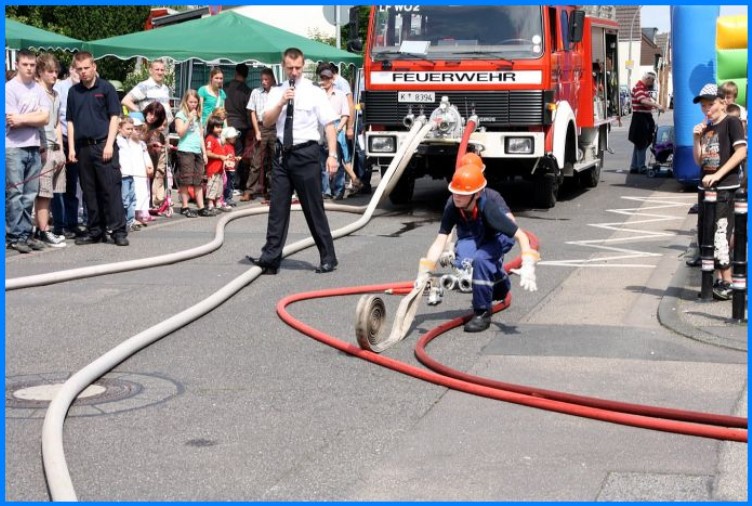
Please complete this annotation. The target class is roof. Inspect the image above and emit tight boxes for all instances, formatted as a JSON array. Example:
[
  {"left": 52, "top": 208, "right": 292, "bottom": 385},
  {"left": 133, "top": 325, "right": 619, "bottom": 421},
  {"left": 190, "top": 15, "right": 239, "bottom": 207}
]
[
  {"left": 615, "top": 6, "right": 641, "bottom": 41},
  {"left": 83, "top": 11, "right": 361, "bottom": 65}
]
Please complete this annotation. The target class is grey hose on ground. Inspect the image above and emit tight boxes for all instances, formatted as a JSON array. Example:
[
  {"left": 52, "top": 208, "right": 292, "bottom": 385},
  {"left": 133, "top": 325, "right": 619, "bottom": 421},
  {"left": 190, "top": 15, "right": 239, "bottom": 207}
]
[{"left": 40, "top": 117, "right": 433, "bottom": 501}]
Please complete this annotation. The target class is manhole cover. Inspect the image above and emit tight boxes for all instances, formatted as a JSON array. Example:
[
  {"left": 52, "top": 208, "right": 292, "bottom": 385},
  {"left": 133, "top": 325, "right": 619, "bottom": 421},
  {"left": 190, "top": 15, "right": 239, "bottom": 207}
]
[{"left": 6, "top": 372, "right": 182, "bottom": 418}]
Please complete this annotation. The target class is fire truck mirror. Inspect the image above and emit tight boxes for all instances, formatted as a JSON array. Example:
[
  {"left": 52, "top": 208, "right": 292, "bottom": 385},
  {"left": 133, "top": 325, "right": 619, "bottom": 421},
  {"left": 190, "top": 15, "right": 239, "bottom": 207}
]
[{"left": 570, "top": 10, "right": 585, "bottom": 43}]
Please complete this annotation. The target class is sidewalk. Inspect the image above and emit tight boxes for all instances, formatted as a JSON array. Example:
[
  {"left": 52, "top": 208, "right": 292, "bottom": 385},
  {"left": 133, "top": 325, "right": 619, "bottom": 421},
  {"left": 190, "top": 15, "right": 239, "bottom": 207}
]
[{"left": 657, "top": 213, "right": 748, "bottom": 352}]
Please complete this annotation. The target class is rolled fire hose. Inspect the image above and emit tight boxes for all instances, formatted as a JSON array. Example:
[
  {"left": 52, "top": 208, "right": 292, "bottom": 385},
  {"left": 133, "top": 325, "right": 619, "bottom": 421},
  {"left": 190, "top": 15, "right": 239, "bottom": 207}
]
[{"left": 41, "top": 118, "right": 436, "bottom": 500}]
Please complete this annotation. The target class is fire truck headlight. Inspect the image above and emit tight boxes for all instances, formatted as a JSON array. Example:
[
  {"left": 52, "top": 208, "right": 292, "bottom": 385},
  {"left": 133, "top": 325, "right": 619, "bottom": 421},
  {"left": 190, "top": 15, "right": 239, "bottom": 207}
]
[
  {"left": 369, "top": 136, "right": 397, "bottom": 154},
  {"left": 505, "top": 137, "right": 534, "bottom": 155}
]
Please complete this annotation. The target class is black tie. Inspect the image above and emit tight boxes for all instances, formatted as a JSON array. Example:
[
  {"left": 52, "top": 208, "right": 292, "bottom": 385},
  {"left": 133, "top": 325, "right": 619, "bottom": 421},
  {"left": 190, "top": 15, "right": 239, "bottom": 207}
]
[{"left": 283, "top": 80, "right": 294, "bottom": 150}]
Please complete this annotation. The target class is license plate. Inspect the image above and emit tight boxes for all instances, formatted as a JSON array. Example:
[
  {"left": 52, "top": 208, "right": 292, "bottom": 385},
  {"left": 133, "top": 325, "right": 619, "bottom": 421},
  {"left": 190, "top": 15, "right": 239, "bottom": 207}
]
[{"left": 398, "top": 91, "right": 435, "bottom": 103}]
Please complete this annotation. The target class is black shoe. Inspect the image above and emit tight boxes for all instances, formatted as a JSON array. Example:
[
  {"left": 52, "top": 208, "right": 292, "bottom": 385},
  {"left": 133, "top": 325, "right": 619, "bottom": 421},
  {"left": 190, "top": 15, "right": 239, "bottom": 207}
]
[
  {"left": 463, "top": 310, "right": 492, "bottom": 333},
  {"left": 246, "top": 255, "right": 278, "bottom": 275},
  {"left": 315, "top": 260, "right": 338, "bottom": 273},
  {"left": 75, "top": 235, "right": 104, "bottom": 246},
  {"left": 113, "top": 236, "right": 129, "bottom": 247},
  {"left": 712, "top": 280, "right": 732, "bottom": 301}
]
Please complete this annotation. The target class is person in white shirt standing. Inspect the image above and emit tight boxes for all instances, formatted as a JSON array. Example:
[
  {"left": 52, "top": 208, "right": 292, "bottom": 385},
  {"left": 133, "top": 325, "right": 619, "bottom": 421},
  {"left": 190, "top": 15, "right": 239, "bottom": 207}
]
[
  {"left": 122, "top": 59, "right": 174, "bottom": 127},
  {"left": 241, "top": 67, "right": 277, "bottom": 201},
  {"left": 247, "top": 48, "right": 340, "bottom": 275}
]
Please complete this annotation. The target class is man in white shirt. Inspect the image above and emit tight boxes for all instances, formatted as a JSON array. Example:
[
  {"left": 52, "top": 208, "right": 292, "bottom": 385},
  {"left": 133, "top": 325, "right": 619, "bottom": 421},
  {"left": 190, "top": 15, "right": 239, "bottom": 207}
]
[
  {"left": 122, "top": 59, "right": 173, "bottom": 126},
  {"left": 241, "top": 67, "right": 277, "bottom": 200},
  {"left": 247, "top": 47, "right": 340, "bottom": 275}
]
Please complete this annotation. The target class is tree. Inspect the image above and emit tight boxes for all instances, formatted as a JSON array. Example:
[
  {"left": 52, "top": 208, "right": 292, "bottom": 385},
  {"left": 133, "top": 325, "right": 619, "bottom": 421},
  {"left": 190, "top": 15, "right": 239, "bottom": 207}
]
[{"left": 6, "top": 6, "right": 151, "bottom": 81}]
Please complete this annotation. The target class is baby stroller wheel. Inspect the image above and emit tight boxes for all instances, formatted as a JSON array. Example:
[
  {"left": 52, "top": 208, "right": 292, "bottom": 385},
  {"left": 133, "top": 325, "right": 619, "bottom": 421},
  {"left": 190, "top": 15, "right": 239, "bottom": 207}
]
[{"left": 647, "top": 168, "right": 657, "bottom": 178}]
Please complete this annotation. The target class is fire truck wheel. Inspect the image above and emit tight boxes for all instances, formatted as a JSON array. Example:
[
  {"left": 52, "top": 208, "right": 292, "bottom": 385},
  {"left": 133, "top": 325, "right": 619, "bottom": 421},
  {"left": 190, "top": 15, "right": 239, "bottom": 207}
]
[
  {"left": 384, "top": 164, "right": 416, "bottom": 205},
  {"left": 534, "top": 172, "right": 558, "bottom": 209},
  {"left": 580, "top": 151, "right": 603, "bottom": 189}
]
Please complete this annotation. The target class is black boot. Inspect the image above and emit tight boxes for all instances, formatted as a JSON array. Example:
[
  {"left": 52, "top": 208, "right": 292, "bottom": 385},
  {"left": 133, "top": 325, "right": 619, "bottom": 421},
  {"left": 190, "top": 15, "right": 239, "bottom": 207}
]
[{"left": 464, "top": 310, "right": 492, "bottom": 333}]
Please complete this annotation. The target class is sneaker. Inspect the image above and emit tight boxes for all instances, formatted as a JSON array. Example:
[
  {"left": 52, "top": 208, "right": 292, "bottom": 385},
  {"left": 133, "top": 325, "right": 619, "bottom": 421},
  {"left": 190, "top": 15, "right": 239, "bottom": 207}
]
[
  {"left": 39, "top": 230, "right": 67, "bottom": 248},
  {"left": 712, "top": 280, "right": 732, "bottom": 301},
  {"left": 180, "top": 207, "right": 198, "bottom": 218},
  {"left": 226, "top": 199, "right": 238, "bottom": 207},
  {"left": 197, "top": 207, "right": 215, "bottom": 217},
  {"left": 218, "top": 205, "right": 233, "bottom": 212},
  {"left": 463, "top": 310, "right": 492, "bottom": 333},
  {"left": 8, "top": 241, "right": 32, "bottom": 254},
  {"left": 26, "top": 237, "right": 46, "bottom": 250},
  {"left": 232, "top": 189, "right": 242, "bottom": 196},
  {"left": 128, "top": 222, "right": 142, "bottom": 232}
]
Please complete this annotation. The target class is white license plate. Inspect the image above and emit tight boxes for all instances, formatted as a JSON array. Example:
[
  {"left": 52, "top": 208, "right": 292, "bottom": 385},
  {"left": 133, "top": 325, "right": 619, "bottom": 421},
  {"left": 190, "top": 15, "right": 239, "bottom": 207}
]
[{"left": 398, "top": 91, "right": 435, "bottom": 103}]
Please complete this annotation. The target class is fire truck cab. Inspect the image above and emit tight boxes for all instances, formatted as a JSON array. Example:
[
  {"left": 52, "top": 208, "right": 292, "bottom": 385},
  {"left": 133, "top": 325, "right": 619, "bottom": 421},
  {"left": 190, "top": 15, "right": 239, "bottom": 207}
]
[{"left": 351, "top": 5, "right": 620, "bottom": 208}]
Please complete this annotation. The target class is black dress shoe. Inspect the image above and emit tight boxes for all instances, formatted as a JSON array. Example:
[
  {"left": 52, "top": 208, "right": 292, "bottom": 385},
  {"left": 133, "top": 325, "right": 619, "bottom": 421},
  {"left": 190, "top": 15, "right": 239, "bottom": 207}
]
[
  {"left": 463, "top": 310, "right": 492, "bottom": 333},
  {"left": 246, "top": 255, "right": 278, "bottom": 275},
  {"left": 113, "top": 236, "right": 129, "bottom": 247},
  {"left": 74, "top": 235, "right": 104, "bottom": 246},
  {"left": 315, "top": 260, "right": 338, "bottom": 273}
]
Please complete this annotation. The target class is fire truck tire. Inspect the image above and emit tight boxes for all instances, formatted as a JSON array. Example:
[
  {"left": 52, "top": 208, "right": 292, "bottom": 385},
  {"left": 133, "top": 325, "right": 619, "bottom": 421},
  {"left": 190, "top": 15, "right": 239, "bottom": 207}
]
[
  {"left": 384, "top": 165, "right": 415, "bottom": 205},
  {"left": 534, "top": 173, "right": 558, "bottom": 209},
  {"left": 580, "top": 151, "right": 603, "bottom": 188}
]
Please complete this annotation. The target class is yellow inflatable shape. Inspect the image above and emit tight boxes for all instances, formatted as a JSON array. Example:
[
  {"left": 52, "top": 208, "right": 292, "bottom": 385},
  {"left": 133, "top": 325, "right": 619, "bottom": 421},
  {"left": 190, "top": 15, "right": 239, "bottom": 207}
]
[{"left": 716, "top": 15, "right": 748, "bottom": 50}]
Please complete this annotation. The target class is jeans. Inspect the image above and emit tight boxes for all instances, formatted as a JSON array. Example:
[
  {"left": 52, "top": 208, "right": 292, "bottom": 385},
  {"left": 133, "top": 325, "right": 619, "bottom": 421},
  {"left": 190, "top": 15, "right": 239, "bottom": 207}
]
[
  {"left": 320, "top": 144, "right": 345, "bottom": 197},
  {"left": 52, "top": 137, "right": 82, "bottom": 233},
  {"left": 121, "top": 176, "right": 136, "bottom": 226},
  {"left": 224, "top": 171, "right": 236, "bottom": 202},
  {"left": 5, "top": 147, "right": 41, "bottom": 242},
  {"left": 630, "top": 145, "right": 648, "bottom": 171}
]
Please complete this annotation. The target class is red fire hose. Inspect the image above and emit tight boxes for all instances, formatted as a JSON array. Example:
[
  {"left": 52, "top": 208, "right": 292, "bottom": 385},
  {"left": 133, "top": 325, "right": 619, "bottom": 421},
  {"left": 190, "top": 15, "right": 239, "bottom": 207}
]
[
  {"left": 455, "top": 116, "right": 478, "bottom": 170},
  {"left": 276, "top": 232, "right": 747, "bottom": 443}
]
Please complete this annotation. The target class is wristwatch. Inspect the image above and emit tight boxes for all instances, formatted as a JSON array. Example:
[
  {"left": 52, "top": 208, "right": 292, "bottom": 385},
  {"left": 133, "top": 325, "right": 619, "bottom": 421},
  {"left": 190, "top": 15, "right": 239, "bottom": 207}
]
[{"left": 328, "top": 153, "right": 338, "bottom": 161}]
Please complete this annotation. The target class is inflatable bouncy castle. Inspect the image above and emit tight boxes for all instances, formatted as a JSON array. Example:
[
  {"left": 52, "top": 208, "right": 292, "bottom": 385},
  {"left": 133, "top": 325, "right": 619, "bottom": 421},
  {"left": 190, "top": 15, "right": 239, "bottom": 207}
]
[{"left": 671, "top": 7, "right": 747, "bottom": 185}]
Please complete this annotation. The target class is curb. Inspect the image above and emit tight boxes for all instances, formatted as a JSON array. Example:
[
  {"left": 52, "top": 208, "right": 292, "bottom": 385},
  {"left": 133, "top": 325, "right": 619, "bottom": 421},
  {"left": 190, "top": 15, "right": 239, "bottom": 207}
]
[{"left": 656, "top": 214, "right": 748, "bottom": 352}]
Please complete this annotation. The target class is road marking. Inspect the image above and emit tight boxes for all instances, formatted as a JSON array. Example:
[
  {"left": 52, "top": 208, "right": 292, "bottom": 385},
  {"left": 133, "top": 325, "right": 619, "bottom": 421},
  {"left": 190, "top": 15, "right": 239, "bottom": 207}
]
[{"left": 538, "top": 195, "right": 695, "bottom": 268}]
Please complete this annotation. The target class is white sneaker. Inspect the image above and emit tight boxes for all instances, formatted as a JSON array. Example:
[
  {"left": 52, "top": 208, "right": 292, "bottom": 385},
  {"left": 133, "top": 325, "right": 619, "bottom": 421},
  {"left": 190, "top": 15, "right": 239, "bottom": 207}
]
[{"left": 39, "top": 230, "right": 67, "bottom": 248}]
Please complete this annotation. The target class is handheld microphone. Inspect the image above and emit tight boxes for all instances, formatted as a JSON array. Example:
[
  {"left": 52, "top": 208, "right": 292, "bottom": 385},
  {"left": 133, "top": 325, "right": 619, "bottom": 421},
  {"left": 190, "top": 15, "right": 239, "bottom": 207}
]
[{"left": 287, "top": 78, "right": 295, "bottom": 108}]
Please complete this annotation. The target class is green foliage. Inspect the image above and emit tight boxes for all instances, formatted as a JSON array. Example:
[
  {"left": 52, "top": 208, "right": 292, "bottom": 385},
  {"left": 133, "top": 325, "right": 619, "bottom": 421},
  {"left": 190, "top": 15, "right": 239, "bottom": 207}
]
[
  {"left": 6, "top": 6, "right": 151, "bottom": 82},
  {"left": 123, "top": 63, "right": 175, "bottom": 95}
]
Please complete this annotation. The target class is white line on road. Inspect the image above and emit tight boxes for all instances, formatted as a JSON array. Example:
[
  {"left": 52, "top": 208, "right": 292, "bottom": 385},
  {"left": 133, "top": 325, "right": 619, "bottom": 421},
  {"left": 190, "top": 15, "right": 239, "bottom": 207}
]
[{"left": 538, "top": 195, "right": 695, "bottom": 269}]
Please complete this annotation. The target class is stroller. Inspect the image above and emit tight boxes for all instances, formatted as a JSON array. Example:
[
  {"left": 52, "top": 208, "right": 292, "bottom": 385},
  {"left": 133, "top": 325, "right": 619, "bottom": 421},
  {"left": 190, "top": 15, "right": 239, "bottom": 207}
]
[{"left": 646, "top": 124, "right": 674, "bottom": 178}]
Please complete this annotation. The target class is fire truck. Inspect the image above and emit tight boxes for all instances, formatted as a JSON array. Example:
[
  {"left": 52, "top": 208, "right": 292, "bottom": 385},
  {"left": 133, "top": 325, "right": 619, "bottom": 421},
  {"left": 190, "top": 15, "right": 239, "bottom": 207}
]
[{"left": 350, "top": 5, "right": 620, "bottom": 208}]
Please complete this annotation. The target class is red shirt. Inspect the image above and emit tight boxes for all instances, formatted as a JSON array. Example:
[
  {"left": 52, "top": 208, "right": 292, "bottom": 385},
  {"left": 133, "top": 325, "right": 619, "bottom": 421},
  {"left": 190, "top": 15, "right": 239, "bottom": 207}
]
[
  {"left": 205, "top": 134, "right": 224, "bottom": 177},
  {"left": 631, "top": 80, "right": 652, "bottom": 113},
  {"left": 223, "top": 144, "right": 237, "bottom": 172}
]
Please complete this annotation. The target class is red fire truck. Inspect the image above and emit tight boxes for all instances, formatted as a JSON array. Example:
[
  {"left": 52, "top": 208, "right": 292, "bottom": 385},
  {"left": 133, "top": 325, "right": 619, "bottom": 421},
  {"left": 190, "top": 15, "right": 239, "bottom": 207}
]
[{"left": 351, "top": 5, "right": 620, "bottom": 208}]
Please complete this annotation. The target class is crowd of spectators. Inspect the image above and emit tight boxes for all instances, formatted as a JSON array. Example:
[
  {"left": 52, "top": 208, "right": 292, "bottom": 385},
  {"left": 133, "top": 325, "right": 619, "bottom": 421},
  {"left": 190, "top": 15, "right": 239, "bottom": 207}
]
[{"left": 6, "top": 51, "right": 369, "bottom": 255}]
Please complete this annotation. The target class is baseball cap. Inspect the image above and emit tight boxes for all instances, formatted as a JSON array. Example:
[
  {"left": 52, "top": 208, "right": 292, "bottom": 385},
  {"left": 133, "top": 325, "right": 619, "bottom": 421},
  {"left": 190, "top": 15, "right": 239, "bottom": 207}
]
[
  {"left": 222, "top": 126, "right": 239, "bottom": 140},
  {"left": 693, "top": 83, "right": 724, "bottom": 103},
  {"left": 318, "top": 68, "right": 334, "bottom": 79}
]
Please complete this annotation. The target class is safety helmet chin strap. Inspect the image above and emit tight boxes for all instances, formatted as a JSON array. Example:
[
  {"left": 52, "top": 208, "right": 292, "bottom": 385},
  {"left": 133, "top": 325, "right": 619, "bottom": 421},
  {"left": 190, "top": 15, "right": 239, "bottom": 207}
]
[{"left": 458, "top": 192, "right": 480, "bottom": 221}]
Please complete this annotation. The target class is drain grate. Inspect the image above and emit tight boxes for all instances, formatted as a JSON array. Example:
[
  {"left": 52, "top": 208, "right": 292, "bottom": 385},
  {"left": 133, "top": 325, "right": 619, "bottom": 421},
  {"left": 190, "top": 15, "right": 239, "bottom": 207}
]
[{"left": 6, "top": 372, "right": 182, "bottom": 418}]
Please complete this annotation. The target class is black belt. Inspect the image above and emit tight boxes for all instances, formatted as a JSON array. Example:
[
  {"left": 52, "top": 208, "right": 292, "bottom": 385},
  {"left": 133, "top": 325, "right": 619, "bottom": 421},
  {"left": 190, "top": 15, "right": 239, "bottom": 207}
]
[
  {"left": 278, "top": 139, "right": 317, "bottom": 153},
  {"left": 78, "top": 137, "right": 107, "bottom": 146},
  {"left": 46, "top": 143, "right": 61, "bottom": 152}
]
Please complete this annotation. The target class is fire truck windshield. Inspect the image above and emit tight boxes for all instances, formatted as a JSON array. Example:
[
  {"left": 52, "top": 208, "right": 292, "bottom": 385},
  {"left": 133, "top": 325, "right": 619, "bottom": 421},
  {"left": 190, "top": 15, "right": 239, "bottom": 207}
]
[{"left": 371, "top": 5, "right": 544, "bottom": 61}]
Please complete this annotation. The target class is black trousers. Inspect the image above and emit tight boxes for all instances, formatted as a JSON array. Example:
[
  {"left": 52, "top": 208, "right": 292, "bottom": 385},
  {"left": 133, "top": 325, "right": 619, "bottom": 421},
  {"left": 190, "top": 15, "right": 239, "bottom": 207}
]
[
  {"left": 259, "top": 142, "right": 336, "bottom": 268},
  {"left": 77, "top": 142, "right": 127, "bottom": 239}
]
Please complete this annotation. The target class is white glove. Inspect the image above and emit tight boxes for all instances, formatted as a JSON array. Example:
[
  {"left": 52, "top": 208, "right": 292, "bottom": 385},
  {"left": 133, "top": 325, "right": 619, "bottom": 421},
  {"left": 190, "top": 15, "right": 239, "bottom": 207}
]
[
  {"left": 438, "top": 249, "right": 455, "bottom": 267},
  {"left": 510, "top": 251, "right": 539, "bottom": 292},
  {"left": 415, "top": 257, "right": 435, "bottom": 289}
]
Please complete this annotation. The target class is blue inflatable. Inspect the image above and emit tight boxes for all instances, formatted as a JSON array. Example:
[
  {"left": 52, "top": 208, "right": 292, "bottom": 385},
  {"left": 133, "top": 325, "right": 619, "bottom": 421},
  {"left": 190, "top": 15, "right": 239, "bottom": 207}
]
[{"left": 670, "top": 5, "right": 720, "bottom": 186}]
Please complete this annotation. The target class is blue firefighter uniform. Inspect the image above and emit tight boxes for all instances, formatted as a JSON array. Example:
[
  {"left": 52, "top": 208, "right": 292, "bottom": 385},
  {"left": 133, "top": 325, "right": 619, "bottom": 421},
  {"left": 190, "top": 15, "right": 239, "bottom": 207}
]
[{"left": 438, "top": 188, "right": 517, "bottom": 312}]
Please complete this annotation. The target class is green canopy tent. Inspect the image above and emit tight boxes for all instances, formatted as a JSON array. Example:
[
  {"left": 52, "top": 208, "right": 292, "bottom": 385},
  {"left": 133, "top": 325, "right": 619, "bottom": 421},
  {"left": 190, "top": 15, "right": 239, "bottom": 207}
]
[
  {"left": 5, "top": 18, "right": 84, "bottom": 51},
  {"left": 83, "top": 11, "right": 361, "bottom": 65}
]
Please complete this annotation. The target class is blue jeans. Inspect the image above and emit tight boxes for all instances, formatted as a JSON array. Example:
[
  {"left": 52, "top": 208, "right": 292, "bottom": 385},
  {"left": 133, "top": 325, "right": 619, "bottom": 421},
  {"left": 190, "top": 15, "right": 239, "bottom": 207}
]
[
  {"left": 630, "top": 145, "right": 648, "bottom": 171},
  {"left": 52, "top": 137, "right": 81, "bottom": 232},
  {"left": 121, "top": 176, "right": 136, "bottom": 226},
  {"left": 320, "top": 144, "right": 345, "bottom": 197},
  {"left": 224, "top": 171, "right": 236, "bottom": 202},
  {"left": 5, "top": 147, "right": 41, "bottom": 242}
]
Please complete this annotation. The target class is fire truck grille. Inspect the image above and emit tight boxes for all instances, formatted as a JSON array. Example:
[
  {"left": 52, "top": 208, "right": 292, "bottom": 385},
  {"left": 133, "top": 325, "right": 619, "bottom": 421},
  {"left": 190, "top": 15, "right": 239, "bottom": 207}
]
[{"left": 363, "top": 91, "right": 545, "bottom": 127}]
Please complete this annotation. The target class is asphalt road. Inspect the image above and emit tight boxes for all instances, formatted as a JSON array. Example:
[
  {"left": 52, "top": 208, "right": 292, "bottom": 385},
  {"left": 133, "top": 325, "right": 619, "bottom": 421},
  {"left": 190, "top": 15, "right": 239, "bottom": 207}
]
[{"left": 5, "top": 111, "right": 747, "bottom": 501}]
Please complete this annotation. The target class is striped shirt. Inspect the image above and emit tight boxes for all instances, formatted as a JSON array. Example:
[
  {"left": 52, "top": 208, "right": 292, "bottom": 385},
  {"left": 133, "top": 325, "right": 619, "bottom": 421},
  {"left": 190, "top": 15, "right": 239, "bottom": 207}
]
[{"left": 631, "top": 80, "right": 652, "bottom": 113}]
